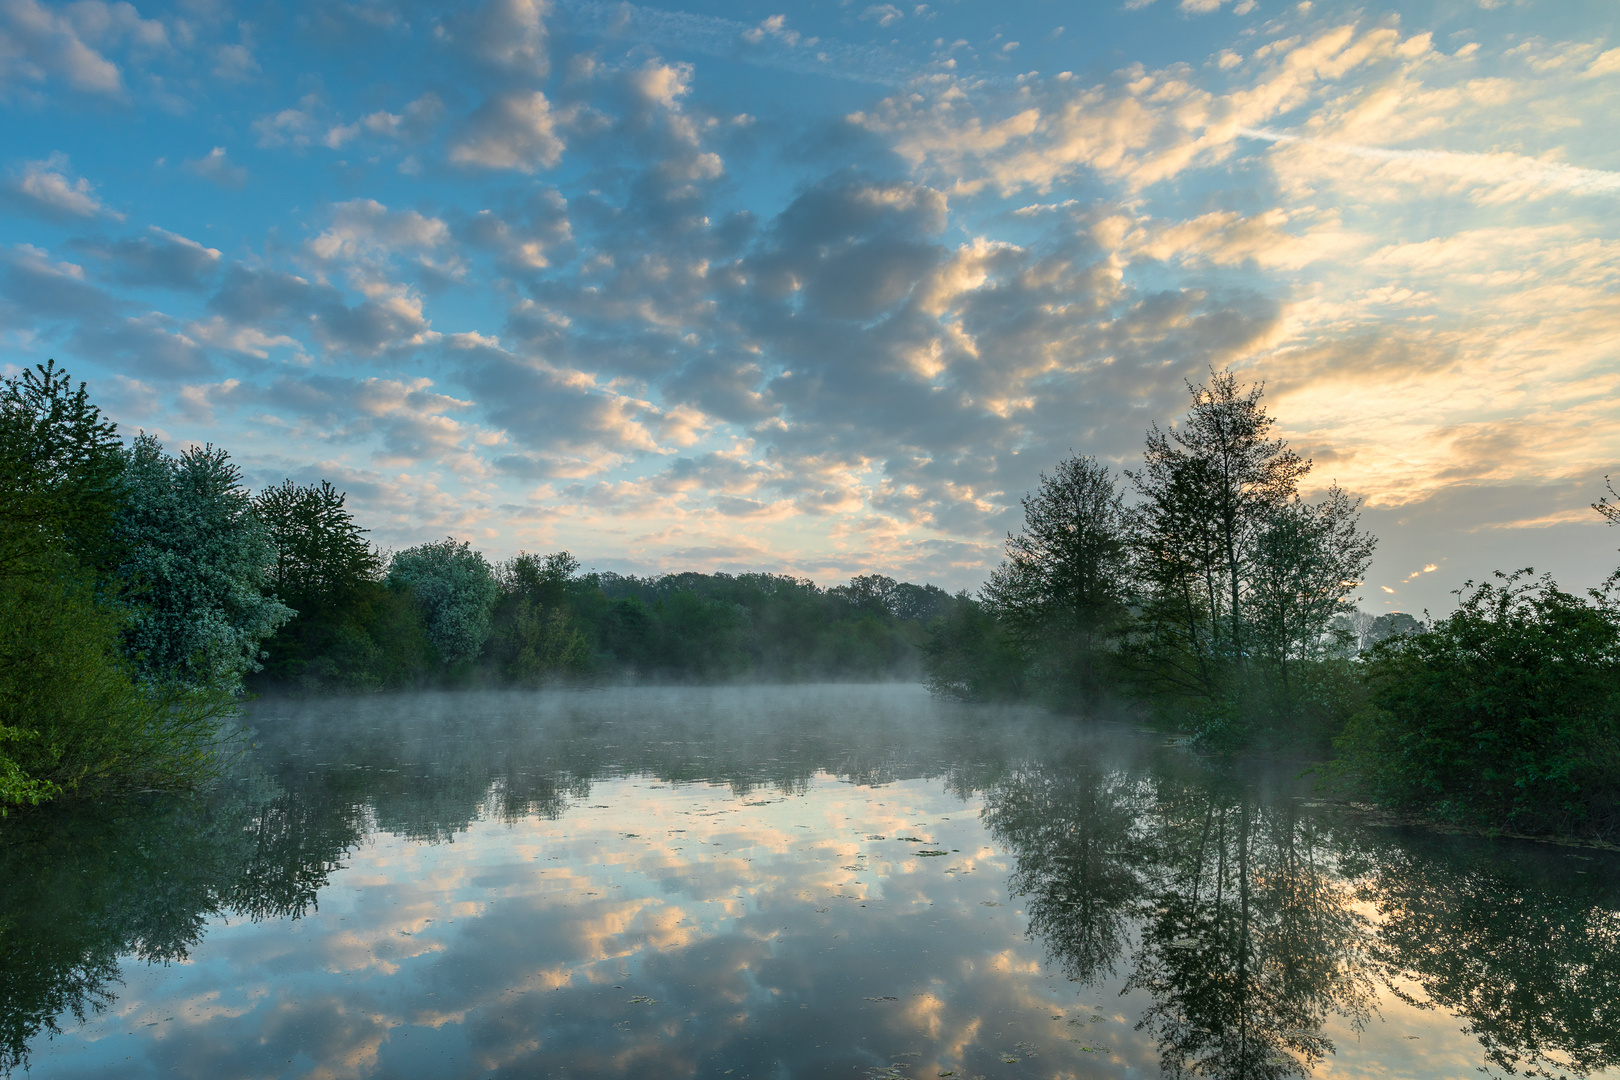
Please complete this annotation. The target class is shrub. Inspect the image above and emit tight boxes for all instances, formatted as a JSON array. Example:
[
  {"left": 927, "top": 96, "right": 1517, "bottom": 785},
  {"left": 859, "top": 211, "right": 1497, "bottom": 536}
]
[
  {"left": 1336, "top": 573, "right": 1620, "bottom": 839},
  {"left": 0, "top": 559, "right": 233, "bottom": 811}
]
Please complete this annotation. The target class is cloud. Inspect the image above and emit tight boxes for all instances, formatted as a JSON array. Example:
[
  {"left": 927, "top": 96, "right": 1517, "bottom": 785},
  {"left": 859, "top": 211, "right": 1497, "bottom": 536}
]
[
  {"left": 849, "top": 23, "right": 1437, "bottom": 194},
  {"left": 0, "top": 0, "right": 125, "bottom": 96},
  {"left": 310, "top": 200, "right": 452, "bottom": 263},
  {"left": 860, "top": 5, "right": 903, "bottom": 28},
  {"left": 458, "top": 189, "right": 574, "bottom": 274},
  {"left": 449, "top": 91, "right": 568, "bottom": 171},
  {"left": 1243, "top": 127, "right": 1620, "bottom": 203},
  {"left": 212, "top": 42, "right": 258, "bottom": 81},
  {"left": 75, "top": 226, "right": 222, "bottom": 290},
  {"left": 185, "top": 147, "right": 248, "bottom": 188},
  {"left": 252, "top": 106, "right": 321, "bottom": 149},
  {"left": 324, "top": 93, "right": 445, "bottom": 148},
  {"left": 5, "top": 153, "right": 121, "bottom": 221},
  {"left": 208, "top": 265, "right": 438, "bottom": 357},
  {"left": 441, "top": 0, "right": 550, "bottom": 79},
  {"left": 557, "top": 0, "right": 910, "bottom": 85}
]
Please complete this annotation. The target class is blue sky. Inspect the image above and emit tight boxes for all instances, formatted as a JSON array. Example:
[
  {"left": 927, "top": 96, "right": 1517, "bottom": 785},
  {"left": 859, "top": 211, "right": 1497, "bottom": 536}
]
[{"left": 2, "top": 0, "right": 1617, "bottom": 613}]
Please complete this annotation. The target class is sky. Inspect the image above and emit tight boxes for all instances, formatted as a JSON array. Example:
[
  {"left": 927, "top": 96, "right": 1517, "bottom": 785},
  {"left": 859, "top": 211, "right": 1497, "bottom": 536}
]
[{"left": 2, "top": 0, "right": 1617, "bottom": 615}]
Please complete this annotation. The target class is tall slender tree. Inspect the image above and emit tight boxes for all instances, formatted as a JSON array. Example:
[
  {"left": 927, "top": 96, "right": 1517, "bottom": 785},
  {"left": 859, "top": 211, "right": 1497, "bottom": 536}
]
[{"left": 1127, "top": 371, "right": 1310, "bottom": 677}]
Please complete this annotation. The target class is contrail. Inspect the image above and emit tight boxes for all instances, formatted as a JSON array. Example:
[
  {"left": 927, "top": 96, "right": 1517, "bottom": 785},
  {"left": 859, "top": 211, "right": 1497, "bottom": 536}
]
[
  {"left": 1240, "top": 127, "right": 1620, "bottom": 198},
  {"left": 554, "top": 0, "right": 915, "bottom": 86}
]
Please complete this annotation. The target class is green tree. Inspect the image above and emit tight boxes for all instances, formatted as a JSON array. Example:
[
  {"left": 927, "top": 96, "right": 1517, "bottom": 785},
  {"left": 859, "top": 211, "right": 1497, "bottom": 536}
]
[
  {"left": 0, "top": 360, "right": 125, "bottom": 577},
  {"left": 982, "top": 455, "right": 1131, "bottom": 708},
  {"left": 487, "top": 552, "right": 591, "bottom": 683},
  {"left": 1338, "top": 572, "right": 1620, "bottom": 839},
  {"left": 387, "top": 539, "right": 499, "bottom": 665},
  {"left": 254, "top": 479, "right": 381, "bottom": 605},
  {"left": 0, "top": 563, "right": 232, "bottom": 811},
  {"left": 251, "top": 480, "right": 429, "bottom": 692},
  {"left": 920, "top": 593, "right": 1026, "bottom": 701},
  {"left": 1126, "top": 372, "right": 1373, "bottom": 744},
  {"left": 1246, "top": 486, "right": 1376, "bottom": 689},
  {"left": 115, "top": 435, "right": 293, "bottom": 694},
  {"left": 1127, "top": 372, "right": 1310, "bottom": 687}
]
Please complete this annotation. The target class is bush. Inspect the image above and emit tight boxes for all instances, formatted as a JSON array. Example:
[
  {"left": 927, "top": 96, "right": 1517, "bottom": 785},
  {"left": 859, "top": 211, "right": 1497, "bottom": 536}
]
[
  {"left": 0, "top": 559, "right": 233, "bottom": 812},
  {"left": 1336, "top": 573, "right": 1620, "bottom": 839}
]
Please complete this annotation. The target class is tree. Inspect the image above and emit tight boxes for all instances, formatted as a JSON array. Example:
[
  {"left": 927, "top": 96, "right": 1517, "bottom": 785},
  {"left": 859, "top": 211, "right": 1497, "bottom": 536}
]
[
  {"left": 0, "top": 360, "right": 125, "bottom": 576},
  {"left": 387, "top": 539, "right": 499, "bottom": 665},
  {"left": 254, "top": 479, "right": 381, "bottom": 607},
  {"left": 251, "top": 480, "right": 429, "bottom": 692},
  {"left": 982, "top": 455, "right": 1130, "bottom": 707},
  {"left": 1125, "top": 372, "right": 1373, "bottom": 743},
  {"left": 1339, "top": 571, "right": 1620, "bottom": 839},
  {"left": 920, "top": 593, "right": 1026, "bottom": 701},
  {"left": 1246, "top": 486, "right": 1376, "bottom": 687},
  {"left": 488, "top": 552, "right": 591, "bottom": 683},
  {"left": 1596, "top": 476, "right": 1619, "bottom": 528},
  {"left": 1127, "top": 371, "right": 1310, "bottom": 682},
  {"left": 115, "top": 435, "right": 293, "bottom": 695}
]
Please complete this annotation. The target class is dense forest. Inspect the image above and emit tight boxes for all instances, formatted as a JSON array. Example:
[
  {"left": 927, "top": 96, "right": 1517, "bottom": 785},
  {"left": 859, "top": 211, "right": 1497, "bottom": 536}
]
[{"left": 3, "top": 359, "right": 1618, "bottom": 841}]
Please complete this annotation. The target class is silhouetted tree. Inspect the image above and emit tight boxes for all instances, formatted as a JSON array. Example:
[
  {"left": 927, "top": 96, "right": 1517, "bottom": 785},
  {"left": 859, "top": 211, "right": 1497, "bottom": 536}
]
[{"left": 982, "top": 455, "right": 1131, "bottom": 708}]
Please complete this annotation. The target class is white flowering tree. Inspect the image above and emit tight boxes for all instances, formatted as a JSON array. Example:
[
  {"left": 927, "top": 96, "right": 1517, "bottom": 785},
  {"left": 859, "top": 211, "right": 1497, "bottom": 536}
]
[
  {"left": 116, "top": 435, "right": 293, "bottom": 695},
  {"left": 387, "top": 538, "right": 498, "bottom": 664}
]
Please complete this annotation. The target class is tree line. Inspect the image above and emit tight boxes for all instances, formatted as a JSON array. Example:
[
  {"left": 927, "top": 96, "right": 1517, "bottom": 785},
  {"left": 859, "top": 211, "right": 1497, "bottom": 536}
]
[
  {"left": 0, "top": 361, "right": 952, "bottom": 812},
  {"left": 4, "top": 359, "right": 1616, "bottom": 839},
  {"left": 923, "top": 370, "right": 1620, "bottom": 841}
]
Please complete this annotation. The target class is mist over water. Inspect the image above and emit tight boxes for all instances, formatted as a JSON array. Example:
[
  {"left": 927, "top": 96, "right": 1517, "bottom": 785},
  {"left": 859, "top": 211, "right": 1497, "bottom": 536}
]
[{"left": 4, "top": 685, "right": 1618, "bottom": 1079}]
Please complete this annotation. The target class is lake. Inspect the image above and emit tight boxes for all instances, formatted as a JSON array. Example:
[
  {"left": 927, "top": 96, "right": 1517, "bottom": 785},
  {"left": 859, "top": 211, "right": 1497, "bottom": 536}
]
[{"left": 3, "top": 684, "right": 1617, "bottom": 1079}]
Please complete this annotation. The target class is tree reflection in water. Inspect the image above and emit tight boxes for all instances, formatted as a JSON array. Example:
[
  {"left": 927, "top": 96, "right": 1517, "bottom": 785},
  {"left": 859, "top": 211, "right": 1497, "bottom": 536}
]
[
  {"left": 0, "top": 774, "right": 368, "bottom": 1074},
  {"left": 984, "top": 746, "right": 1620, "bottom": 1080},
  {"left": 984, "top": 756, "right": 1375, "bottom": 1079},
  {"left": 3, "top": 693, "right": 1619, "bottom": 1079},
  {"left": 1358, "top": 838, "right": 1620, "bottom": 1080}
]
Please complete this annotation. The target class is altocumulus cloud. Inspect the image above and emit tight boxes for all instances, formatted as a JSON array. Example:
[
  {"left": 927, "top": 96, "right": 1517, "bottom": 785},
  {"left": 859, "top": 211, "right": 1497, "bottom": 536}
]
[{"left": 1, "top": 0, "right": 1615, "bottom": 609}]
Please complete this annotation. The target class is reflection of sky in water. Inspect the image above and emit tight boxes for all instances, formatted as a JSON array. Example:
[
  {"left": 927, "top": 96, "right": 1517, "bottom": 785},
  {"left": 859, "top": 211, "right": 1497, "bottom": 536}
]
[{"left": 15, "top": 686, "right": 1620, "bottom": 1079}]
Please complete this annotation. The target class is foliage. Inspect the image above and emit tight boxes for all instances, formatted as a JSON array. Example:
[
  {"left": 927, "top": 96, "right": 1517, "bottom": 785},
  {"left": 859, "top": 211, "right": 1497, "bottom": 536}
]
[
  {"left": 1126, "top": 371, "right": 1312, "bottom": 696},
  {"left": 252, "top": 481, "right": 429, "bottom": 693},
  {"left": 920, "top": 593, "right": 1027, "bottom": 701},
  {"left": 0, "top": 557, "right": 233, "bottom": 811},
  {"left": 1125, "top": 373, "right": 1374, "bottom": 745},
  {"left": 0, "top": 361, "right": 125, "bottom": 577},
  {"left": 1595, "top": 475, "right": 1619, "bottom": 529},
  {"left": 1337, "top": 572, "right": 1620, "bottom": 840},
  {"left": 387, "top": 538, "right": 500, "bottom": 665},
  {"left": 254, "top": 479, "right": 381, "bottom": 605},
  {"left": 116, "top": 435, "right": 293, "bottom": 695},
  {"left": 487, "top": 552, "right": 591, "bottom": 683},
  {"left": 981, "top": 455, "right": 1131, "bottom": 708},
  {"left": 0, "top": 366, "right": 241, "bottom": 811}
]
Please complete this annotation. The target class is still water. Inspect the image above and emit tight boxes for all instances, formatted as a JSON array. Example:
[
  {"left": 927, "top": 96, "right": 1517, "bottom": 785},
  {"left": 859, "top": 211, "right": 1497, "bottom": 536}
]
[{"left": 3, "top": 685, "right": 1617, "bottom": 1080}]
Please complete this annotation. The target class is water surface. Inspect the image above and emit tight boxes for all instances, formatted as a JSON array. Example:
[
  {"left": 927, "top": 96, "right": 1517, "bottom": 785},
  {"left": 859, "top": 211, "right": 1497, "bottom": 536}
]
[{"left": 3, "top": 685, "right": 1617, "bottom": 1079}]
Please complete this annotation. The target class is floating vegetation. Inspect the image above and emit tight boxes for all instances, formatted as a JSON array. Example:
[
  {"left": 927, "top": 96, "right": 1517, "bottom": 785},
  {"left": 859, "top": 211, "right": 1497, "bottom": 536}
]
[
  {"left": 627, "top": 996, "right": 657, "bottom": 1004},
  {"left": 864, "top": 996, "right": 899, "bottom": 1002},
  {"left": 897, "top": 836, "right": 925, "bottom": 842},
  {"left": 915, "top": 850, "right": 948, "bottom": 857},
  {"left": 979, "top": 901, "right": 1000, "bottom": 907},
  {"left": 867, "top": 834, "right": 886, "bottom": 840}
]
